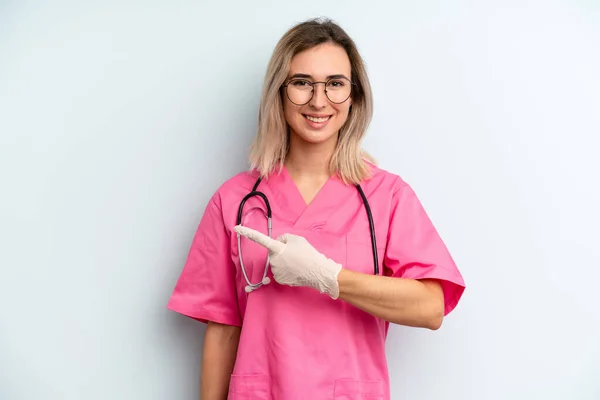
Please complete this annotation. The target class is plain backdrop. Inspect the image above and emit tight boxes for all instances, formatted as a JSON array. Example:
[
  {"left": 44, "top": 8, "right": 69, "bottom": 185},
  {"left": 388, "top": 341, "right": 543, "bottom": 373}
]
[{"left": 1, "top": 1, "right": 599, "bottom": 399}]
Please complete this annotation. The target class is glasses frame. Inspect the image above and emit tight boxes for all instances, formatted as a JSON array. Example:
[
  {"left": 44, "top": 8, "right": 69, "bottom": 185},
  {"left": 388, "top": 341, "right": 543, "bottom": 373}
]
[{"left": 282, "top": 77, "right": 355, "bottom": 105}]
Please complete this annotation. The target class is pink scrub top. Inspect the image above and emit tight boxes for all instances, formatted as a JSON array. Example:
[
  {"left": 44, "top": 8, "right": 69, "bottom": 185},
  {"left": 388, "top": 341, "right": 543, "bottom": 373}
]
[{"left": 167, "top": 163, "right": 465, "bottom": 400}]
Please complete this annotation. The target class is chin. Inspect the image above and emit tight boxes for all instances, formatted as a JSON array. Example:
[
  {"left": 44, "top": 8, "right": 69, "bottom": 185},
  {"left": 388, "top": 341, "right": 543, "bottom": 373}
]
[
  {"left": 293, "top": 129, "right": 339, "bottom": 145},
  {"left": 297, "top": 130, "right": 336, "bottom": 144}
]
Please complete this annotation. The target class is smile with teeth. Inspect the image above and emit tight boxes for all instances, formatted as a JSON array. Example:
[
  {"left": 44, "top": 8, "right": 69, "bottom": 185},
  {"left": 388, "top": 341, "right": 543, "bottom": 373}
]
[{"left": 304, "top": 115, "right": 331, "bottom": 123}]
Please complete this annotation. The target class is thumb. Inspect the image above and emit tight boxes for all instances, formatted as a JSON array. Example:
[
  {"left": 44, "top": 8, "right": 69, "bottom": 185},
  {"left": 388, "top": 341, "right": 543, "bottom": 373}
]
[{"left": 234, "top": 225, "right": 285, "bottom": 253}]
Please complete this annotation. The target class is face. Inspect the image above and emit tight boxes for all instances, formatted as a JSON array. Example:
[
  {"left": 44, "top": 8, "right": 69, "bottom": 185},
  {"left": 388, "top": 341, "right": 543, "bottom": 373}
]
[{"left": 282, "top": 43, "right": 353, "bottom": 146}]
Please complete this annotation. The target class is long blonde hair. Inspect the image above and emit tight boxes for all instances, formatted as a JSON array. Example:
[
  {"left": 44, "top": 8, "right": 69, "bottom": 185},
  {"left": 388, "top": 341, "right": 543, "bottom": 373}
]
[{"left": 249, "top": 18, "right": 375, "bottom": 185}]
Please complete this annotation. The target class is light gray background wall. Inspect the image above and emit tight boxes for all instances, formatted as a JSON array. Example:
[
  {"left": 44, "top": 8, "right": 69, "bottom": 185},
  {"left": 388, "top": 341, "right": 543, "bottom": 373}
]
[{"left": 1, "top": 1, "right": 599, "bottom": 399}]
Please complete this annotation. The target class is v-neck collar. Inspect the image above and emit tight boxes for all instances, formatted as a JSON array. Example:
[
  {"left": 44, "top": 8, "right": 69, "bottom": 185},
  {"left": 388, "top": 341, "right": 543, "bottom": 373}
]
[{"left": 265, "top": 165, "right": 347, "bottom": 229}]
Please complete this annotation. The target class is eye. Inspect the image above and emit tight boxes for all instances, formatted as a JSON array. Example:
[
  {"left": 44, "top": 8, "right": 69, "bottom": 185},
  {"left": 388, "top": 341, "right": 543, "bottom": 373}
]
[
  {"left": 290, "top": 79, "right": 312, "bottom": 87},
  {"left": 327, "top": 79, "right": 345, "bottom": 87}
]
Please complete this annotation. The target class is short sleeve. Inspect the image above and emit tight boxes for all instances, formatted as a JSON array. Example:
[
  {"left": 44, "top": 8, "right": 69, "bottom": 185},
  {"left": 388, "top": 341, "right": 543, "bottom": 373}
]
[
  {"left": 167, "top": 194, "right": 242, "bottom": 326},
  {"left": 384, "top": 181, "right": 466, "bottom": 316}
]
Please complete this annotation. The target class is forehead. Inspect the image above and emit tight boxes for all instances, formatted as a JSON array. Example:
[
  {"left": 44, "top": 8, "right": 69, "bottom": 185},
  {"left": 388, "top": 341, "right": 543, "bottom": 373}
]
[{"left": 288, "top": 43, "right": 351, "bottom": 78}]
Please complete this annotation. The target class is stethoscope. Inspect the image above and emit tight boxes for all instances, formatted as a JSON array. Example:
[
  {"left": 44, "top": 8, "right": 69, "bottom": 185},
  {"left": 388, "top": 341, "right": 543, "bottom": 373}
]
[{"left": 236, "top": 176, "right": 379, "bottom": 293}]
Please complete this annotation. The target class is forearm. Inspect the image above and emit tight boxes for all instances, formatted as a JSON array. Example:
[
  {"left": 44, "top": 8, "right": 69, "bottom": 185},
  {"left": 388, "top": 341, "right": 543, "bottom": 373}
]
[
  {"left": 201, "top": 321, "right": 241, "bottom": 400},
  {"left": 337, "top": 269, "right": 444, "bottom": 330}
]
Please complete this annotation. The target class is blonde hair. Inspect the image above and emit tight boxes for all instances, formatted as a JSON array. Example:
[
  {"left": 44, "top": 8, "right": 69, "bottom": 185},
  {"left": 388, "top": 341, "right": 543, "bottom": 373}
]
[{"left": 249, "top": 18, "right": 375, "bottom": 185}]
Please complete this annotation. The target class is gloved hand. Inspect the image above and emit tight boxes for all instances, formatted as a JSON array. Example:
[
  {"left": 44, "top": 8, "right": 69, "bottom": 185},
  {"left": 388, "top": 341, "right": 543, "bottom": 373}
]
[{"left": 234, "top": 225, "right": 343, "bottom": 299}]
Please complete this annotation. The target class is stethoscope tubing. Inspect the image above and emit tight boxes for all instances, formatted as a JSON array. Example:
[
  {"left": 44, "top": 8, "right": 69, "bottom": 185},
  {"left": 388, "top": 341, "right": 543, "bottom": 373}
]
[{"left": 236, "top": 177, "right": 379, "bottom": 293}]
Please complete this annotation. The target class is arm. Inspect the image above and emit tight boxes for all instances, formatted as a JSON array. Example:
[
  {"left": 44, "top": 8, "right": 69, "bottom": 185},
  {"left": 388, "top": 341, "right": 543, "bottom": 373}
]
[
  {"left": 337, "top": 270, "right": 445, "bottom": 330},
  {"left": 201, "top": 321, "right": 241, "bottom": 400},
  {"left": 337, "top": 182, "right": 463, "bottom": 330},
  {"left": 233, "top": 223, "right": 462, "bottom": 331}
]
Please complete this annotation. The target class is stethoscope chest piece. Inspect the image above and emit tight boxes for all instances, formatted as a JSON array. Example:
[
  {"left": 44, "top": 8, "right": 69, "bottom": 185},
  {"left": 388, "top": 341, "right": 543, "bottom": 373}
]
[
  {"left": 244, "top": 276, "right": 271, "bottom": 293},
  {"left": 236, "top": 224, "right": 273, "bottom": 293}
]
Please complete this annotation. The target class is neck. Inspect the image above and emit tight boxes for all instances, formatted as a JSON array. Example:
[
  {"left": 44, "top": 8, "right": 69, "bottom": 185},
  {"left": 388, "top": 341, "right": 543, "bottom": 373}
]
[{"left": 285, "top": 133, "right": 337, "bottom": 179}]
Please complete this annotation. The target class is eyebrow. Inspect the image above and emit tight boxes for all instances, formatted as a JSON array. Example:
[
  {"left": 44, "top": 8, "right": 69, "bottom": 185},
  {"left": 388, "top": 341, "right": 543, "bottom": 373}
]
[{"left": 288, "top": 73, "right": 350, "bottom": 80}]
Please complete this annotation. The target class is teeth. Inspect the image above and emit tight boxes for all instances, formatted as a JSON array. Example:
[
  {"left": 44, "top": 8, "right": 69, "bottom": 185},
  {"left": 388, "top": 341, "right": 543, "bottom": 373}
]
[{"left": 306, "top": 115, "right": 330, "bottom": 123}]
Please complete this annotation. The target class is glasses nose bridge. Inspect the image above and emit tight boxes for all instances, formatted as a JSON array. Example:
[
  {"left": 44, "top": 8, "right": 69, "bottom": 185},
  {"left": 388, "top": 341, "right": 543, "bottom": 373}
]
[
  {"left": 311, "top": 80, "right": 329, "bottom": 92},
  {"left": 309, "top": 81, "right": 329, "bottom": 104}
]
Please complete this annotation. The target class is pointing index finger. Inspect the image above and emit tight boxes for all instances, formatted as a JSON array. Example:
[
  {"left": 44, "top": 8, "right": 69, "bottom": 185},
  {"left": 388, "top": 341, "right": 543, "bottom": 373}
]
[{"left": 234, "top": 225, "right": 284, "bottom": 253}]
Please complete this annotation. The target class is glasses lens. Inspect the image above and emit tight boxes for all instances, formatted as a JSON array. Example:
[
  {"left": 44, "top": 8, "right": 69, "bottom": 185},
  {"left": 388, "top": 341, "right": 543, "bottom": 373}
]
[
  {"left": 325, "top": 78, "right": 352, "bottom": 103},
  {"left": 286, "top": 79, "right": 313, "bottom": 105}
]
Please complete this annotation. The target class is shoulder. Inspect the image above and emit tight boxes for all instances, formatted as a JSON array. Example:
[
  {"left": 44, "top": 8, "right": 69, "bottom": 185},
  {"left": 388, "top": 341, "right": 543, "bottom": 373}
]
[
  {"left": 216, "top": 169, "right": 260, "bottom": 194},
  {"left": 208, "top": 169, "right": 261, "bottom": 208},
  {"left": 196, "top": 169, "right": 262, "bottom": 229},
  {"left": 361, "top": 160, "right": 410, "bottom": 195}
]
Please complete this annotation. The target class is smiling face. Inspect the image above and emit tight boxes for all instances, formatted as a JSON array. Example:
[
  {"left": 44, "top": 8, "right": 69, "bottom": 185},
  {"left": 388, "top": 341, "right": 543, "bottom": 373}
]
[{"left": 282, "top": 42, "right": 353, "bottom": 147}]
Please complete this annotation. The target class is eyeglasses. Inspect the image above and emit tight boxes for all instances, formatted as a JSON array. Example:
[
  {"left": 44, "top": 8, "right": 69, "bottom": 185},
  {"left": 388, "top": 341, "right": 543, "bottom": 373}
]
[{"left": 282, "top": 77, "right": 354, "bottom": 105}]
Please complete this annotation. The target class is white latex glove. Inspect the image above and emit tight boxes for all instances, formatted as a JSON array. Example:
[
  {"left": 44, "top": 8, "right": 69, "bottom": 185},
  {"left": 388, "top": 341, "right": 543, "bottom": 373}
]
[{"left": 234, "top": 225, "right": 343, "bottom": 299}]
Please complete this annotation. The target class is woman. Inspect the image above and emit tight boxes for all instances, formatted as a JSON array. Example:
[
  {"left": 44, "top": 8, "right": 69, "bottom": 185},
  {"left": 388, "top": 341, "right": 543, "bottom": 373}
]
[{"left": 168, "top": 18, "right": 465, "bottom": 400}]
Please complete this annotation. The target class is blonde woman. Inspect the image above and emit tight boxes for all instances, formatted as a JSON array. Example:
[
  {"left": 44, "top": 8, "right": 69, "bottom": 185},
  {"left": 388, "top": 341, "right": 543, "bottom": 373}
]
[{"left": 168, "top": 18, "right": 465, "bottom": 400}]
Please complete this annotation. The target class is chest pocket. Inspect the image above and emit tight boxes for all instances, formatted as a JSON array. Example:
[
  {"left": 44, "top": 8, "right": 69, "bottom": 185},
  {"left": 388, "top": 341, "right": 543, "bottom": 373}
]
[
  {"left": 301, "top": 229, "right": 347, "bottom": 266},
  {"left": 345, "top": 230, "right": 386, "bottom": 275}
]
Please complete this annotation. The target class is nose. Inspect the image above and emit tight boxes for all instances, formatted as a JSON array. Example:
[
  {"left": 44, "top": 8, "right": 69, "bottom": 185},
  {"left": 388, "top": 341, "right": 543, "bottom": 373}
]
[{"left": 309, "top": 82, "right": 328, "bottom": 109}]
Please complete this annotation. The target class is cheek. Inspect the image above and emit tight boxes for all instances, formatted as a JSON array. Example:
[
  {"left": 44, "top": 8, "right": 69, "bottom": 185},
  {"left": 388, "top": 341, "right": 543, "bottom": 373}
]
[
  {"left": 283, "top": 101, "right": 301, "bottom": 126},
  {"left": 333, "top": 105, "right": 351, "bottom": 125}
]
